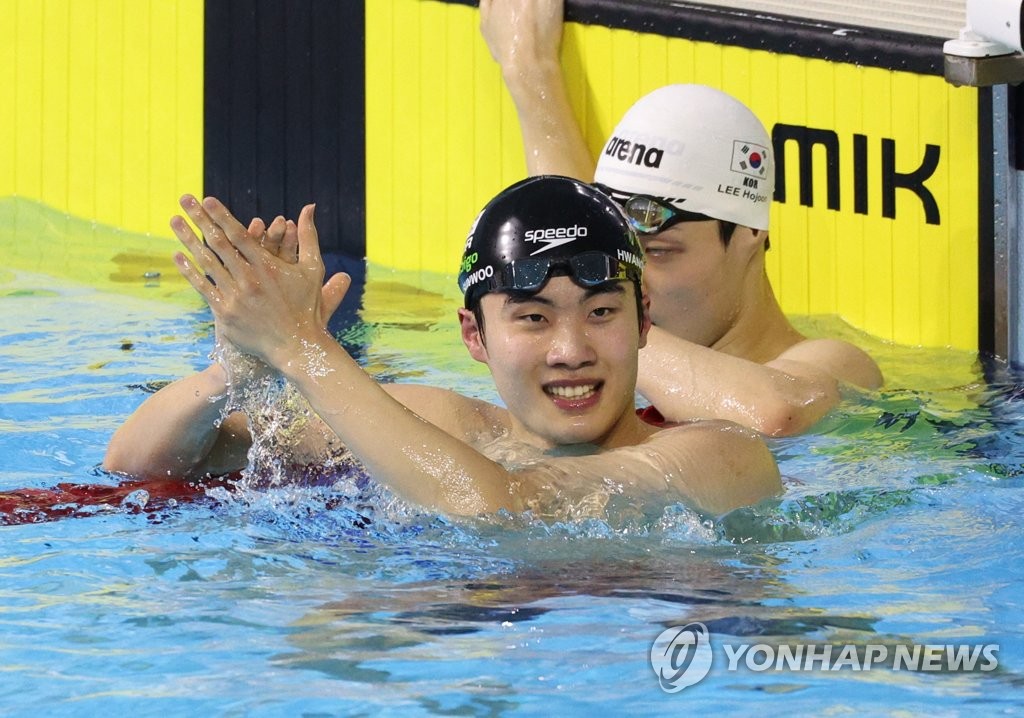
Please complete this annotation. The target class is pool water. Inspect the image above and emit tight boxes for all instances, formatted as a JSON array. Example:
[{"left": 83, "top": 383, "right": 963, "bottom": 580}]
[{"left": 1, "top": 259, "right": 1023, "bottom": 715}]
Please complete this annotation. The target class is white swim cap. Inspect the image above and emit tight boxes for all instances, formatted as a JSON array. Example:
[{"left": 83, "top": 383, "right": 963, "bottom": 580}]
[{"left": 594, "top": 84, "right": 773, "bottom": 230}]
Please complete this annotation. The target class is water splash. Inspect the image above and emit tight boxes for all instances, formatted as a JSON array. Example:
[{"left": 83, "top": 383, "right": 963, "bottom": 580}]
[{"left": 211, "top": 340, "right": 357, "bottom": 490}]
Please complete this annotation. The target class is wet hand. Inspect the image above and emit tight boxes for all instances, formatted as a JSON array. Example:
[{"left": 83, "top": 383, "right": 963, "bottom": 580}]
[
  {"left": 248, "top": 213, "right": 347, "bottom": 328},
  {"left": 171, "top": 195, "right": 350, "bottom": 367},
  {"left": 479, "top": 0, "right": 564, "bottom": 70}
]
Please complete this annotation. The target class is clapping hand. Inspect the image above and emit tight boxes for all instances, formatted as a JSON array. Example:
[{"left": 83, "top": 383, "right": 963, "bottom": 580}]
[{"left": 171, "top": 195, "right": 350, "bottom": 369}]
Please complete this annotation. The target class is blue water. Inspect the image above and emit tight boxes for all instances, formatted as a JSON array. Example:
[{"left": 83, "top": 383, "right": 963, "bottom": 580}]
[{"left": 1, "top": 264, "right": 1023, "bottom": 716}]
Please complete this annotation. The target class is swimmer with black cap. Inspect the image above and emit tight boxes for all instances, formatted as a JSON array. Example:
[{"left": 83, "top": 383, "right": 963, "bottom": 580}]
[
  {"left": 106, "top": 176, "right": 780, "bottom": 516},
  {"left": 456, "top": 175, "right": 649, "bottom": 449},
  {"left": 480, "top": 0, "right": 883, "bottom": 437},
  {"left": 459, "top": 170, "right": 646, "bottom": 334}
]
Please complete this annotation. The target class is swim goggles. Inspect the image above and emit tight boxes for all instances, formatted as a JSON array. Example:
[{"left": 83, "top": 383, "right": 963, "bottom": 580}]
[
  {"left": 471, "top": 250, "right": 641, "bottom": 303},
  {"left": 593, "top": 183, "right": 713, "bottom": 234}
]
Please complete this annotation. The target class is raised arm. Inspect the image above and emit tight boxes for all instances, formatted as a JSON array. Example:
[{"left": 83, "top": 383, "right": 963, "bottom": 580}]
[
  {"left": 102, "top": 364, "right": 251, "bottom": 480},
  {"left": 635, "top": 326, "right": 881, "bottom": 437},
  {"left": 172, "top": 196, "right": 524, "bottom": 515},
  {"left": 103, "top": 215, "right": 351, "bottom": 481},
  {"left": 480, "top": 0, "right": 595, "bottom": 179},
  {"left": 103, "top": 214, "right": 280, "bottom": 479}
]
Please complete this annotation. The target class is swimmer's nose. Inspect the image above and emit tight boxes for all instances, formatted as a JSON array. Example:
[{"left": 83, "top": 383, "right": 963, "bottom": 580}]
[{"left": 546, "top": 318, "right": 597, "bottom": 369}]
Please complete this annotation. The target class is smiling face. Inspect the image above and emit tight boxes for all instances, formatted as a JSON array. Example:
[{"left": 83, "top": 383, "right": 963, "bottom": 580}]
[
  {"left": 639, "top": 220, "right": 761, "bottom": 347},
  {"left": 459, "top": 276, "right": 650, "bottom": 450}
]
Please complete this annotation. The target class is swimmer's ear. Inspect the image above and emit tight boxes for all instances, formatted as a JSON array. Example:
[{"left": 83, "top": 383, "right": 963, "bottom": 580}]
[
  {"left": 732, "top": 226, "right": 766, "bottom": 259},
  {"left": 638, "top": 293, "right": 652, "bottom": 349},
  {"left": 458, "top": 308, "right": 488, "bottom": 363}
]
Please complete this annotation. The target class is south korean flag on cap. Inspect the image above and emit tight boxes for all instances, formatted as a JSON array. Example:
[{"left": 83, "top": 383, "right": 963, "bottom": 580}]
[{"left": 731, "top": 140, "right": 769, "bottom": 180}]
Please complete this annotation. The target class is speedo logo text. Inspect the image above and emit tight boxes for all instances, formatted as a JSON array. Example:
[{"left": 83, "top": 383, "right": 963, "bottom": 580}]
[{"left": 525, "top": 225, "right": 588, "bottom": 255}]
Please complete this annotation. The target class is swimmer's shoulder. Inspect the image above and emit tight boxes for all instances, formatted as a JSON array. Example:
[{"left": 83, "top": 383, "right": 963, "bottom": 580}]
[
  {"left": 770, "top": 336, "right": 883, "bottom": 390},
  {"left": 383, "top": 384, "right": 510, "bottom": 442},
  {"left": 644, "top": 416, "right": 761, "bottom": 443},
  {"left": 527, "top": 418, "right": 779, "bottom": 515},
  {"left": 638, "top": 418, "right": 782, "bottom": 513}
]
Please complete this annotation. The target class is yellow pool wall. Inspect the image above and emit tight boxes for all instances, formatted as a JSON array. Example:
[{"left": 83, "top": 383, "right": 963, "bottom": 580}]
[
  {"left": 365, "top": 0, "right": 980, "bottom": 350},
  {"left": 0, "top": 0, "right": 983, "bottom": 349}
]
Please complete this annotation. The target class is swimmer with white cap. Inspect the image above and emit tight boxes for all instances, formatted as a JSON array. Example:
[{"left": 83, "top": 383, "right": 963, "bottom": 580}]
[
  {"left": 480, "top": 0, "right": 883, "bottom": 436},
  {"left": 106, "top": 176, "right": 780, "bottom": 516}
]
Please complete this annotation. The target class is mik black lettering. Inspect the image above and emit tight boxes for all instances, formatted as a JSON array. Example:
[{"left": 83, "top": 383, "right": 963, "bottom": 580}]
[
  {"left": 772, "top": 125, "right": 841, "bottom": 211},
  {"left": 881, "top": 138, "right": 940, "bottom": 225},
  {"left": 771, "top": 123, "right": 941, "bottom": 226}
]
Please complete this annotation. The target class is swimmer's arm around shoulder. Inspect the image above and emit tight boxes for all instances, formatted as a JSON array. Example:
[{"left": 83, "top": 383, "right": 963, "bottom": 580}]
[
  {"left": 102, "top": 364, "right": 251, "bottom": 480},
  {"left": 272, "top": 338, "right": 522, "bottom": 515},
  {"left": 769, "top": 338, "right": 883, "bottom": 394},
  {"left": 512, "top": 420, "right": 782, "bottom": 516},
  {"left": 638, "top": 327, "right": 842, "bottom": 437},
  {"left": 645, "top": 420, "right": 783, "bottom": 515},
  {"left": 383, "top": 384, "right": 509, "bottom": 441}
]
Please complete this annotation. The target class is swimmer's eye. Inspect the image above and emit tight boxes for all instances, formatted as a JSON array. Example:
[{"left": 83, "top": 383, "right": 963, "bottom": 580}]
[
  {"left": 640, "top": 240, "right": 682, "bottom": 258},
  {"left": 518, "top": 313, "right": 547, "bottom": 323}
]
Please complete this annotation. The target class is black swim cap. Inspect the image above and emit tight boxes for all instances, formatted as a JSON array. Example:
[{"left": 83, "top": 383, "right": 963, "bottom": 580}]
[{"left": 458, "top": 175, "right": 644, "bottom": 307}]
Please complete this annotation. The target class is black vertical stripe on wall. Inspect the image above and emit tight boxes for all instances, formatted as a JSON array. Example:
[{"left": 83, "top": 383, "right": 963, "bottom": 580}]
[
  {"left": 203, "top": 0, "right": 366, "bottom": 256},
  {"left": 977, "top": 88, "right": 995, "bottom": 357},
  {"left": 255, "top": 0, "right": 287, "bottom": 215},
  {"left": 1013, "top": 83, "right": 1024, "bottom": 172}
]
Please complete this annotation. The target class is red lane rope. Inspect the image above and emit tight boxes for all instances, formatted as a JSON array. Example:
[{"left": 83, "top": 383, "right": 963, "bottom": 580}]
[{"left": 0, "top": 475, "right": 234, "bottom": 525}]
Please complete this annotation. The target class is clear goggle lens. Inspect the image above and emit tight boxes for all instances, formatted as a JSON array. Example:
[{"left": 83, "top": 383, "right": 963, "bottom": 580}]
[
  {"left": 622, "top": 196, "right": 680, "bottom": 234},
  {"left": 504, "top": 251, "right": 636, "bottom": 292},
  {"left": 594, "top": 183, "right": 712, "bottom": 234}
]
